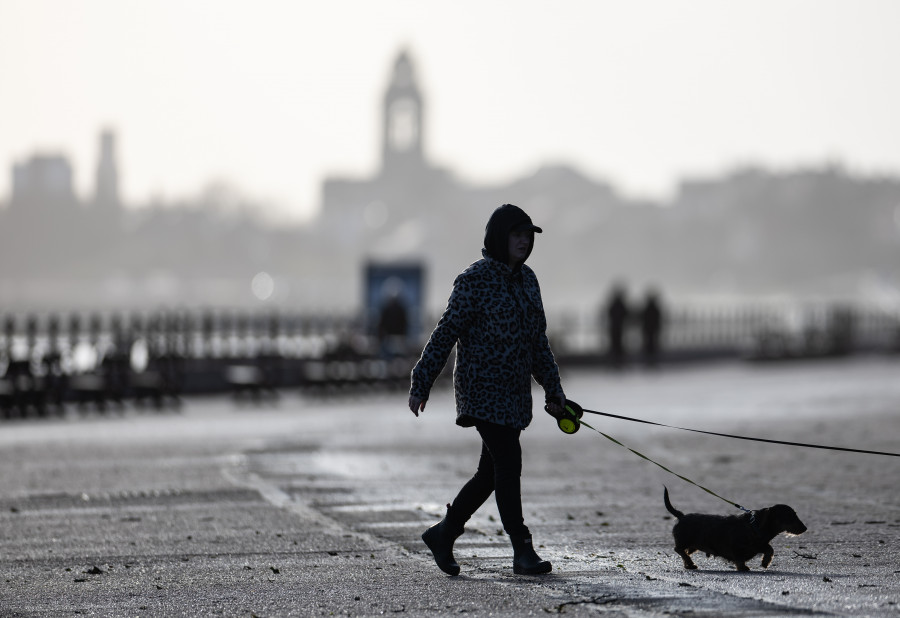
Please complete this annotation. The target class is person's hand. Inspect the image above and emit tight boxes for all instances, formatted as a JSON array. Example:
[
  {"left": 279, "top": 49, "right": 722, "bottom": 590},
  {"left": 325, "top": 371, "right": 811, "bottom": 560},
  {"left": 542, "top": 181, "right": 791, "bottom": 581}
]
[
  {"left": 544, "top": 394, "right": 566, "bottom": 419},
  {"left": 409, "top": 395, "right": 427, "bottom": 417}
]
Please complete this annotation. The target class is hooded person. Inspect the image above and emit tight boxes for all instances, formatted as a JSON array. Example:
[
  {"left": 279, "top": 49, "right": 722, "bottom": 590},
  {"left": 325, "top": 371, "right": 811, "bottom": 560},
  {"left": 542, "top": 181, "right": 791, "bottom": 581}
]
[{"left": 409, "top": 203, "right": 567, "bottom": 576}]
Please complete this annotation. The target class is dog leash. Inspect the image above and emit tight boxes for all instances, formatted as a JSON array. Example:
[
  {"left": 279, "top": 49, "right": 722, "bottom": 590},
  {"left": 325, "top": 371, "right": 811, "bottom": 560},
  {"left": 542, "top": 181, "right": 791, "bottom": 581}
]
[
  {"left": 553, "top": 400, "right": 899, "bottom": 514},
  {"left": 575, "top": 416, "right": 753, "bottom": 514},
  {"left": 579, "top": 407, "right": 900, "bottom": 458}
]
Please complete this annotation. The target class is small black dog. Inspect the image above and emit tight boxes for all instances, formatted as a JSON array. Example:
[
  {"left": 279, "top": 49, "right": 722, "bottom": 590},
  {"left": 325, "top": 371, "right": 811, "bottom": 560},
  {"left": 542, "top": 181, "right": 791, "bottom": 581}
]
[{"left": 663, "top": 487, "right": 807, "bottom": 571}]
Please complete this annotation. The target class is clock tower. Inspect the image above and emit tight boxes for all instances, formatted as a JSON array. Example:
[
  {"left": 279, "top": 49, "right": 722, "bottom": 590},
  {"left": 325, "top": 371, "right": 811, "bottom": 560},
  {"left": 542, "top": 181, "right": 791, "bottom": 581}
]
[{"left": 381, "top": 51, "right": 424, "bottom": 174}]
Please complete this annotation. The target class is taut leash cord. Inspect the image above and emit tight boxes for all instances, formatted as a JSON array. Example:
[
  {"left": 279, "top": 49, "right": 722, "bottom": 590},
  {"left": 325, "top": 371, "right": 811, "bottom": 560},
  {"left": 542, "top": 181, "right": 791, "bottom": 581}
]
[
  {"left": 579, "top": 407, "right": 900, "bottom": 458},
  {"left": 550, "top": 398, "right": 898, "bottom": 513}
]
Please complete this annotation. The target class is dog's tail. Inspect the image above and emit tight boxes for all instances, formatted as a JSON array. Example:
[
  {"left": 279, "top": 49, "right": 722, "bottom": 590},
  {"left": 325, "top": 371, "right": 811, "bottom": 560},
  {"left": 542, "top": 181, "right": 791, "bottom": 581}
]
[{"left": 663, "top": 486, "right": 684, "bottom": 519}]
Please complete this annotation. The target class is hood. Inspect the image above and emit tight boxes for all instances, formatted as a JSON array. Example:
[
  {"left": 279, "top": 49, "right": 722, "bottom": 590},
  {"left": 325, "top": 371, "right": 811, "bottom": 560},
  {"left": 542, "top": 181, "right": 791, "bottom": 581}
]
[{"left": 483, "top": 204, "right": 543, "bottom": 267}]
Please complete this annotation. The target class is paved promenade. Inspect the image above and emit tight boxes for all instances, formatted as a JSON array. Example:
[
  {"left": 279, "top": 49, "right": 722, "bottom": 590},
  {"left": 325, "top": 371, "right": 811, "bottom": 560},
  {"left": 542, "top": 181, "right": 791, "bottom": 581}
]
[{"left": 1, "top": 356, "right": 898, "bottom": 616}]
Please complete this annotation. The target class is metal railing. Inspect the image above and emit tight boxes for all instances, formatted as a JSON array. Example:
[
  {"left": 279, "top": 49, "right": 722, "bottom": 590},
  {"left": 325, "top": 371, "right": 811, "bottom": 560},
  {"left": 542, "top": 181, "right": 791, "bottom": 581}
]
[{"left": 2, "top": 303, "right": 898, "bottom": 419}]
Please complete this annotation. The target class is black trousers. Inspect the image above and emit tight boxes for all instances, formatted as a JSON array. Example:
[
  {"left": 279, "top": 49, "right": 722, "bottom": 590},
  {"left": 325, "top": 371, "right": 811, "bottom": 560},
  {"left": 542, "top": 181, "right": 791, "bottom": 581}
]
[{"left": 449, "top": 420, "right": 529, "bottom": 539}]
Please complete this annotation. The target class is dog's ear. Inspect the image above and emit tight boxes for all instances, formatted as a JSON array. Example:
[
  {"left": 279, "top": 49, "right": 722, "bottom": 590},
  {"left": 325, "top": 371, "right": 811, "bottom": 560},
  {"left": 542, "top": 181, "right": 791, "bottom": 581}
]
[
  {"left": 771, "top": 505, "right": 799, "bottom": 526},
  {"left": 754, "top": 507, "right": 771, "bottom": 530}
]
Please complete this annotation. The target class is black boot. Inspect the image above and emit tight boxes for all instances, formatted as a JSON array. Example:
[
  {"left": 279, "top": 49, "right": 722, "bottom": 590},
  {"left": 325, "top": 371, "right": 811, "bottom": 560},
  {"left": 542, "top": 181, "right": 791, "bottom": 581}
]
[
  {"left": 511, "top": 535, "right": 552, "bottom": 575},
  {"left": 422, "top": 504, "right": 464, "bottom": 576}
]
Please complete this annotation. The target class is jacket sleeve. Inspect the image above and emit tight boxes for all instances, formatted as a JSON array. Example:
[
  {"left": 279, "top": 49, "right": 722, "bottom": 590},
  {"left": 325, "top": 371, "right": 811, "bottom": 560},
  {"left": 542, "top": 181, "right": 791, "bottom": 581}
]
[
  {"left": 529, "top": 277, "right": 565, "bottom": 401},
  {"left": 409, "top": 272, "right": 475, "bottom": 400}
]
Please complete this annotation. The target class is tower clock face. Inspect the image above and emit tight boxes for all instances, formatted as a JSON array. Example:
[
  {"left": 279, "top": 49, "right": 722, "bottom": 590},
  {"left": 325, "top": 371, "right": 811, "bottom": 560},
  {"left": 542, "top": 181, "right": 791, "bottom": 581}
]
[{"left": 389, "top": 99, "right": 418, "bottom": 153}]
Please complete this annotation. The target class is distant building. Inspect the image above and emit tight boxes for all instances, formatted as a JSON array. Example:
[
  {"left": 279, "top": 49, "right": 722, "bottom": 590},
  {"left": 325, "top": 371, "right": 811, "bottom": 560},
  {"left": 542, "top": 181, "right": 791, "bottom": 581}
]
[
  {"left": 6, "top": 129, "right": 122, "bottom": 232},
  {"left": 11, "top": 154, "right": 77, "bottom": 215},
  {"left": 321, "top": 50, "right": 454, "bottom": 253},
  {"left": 317, "top": 50, "right": 623, "bottom": 310}
]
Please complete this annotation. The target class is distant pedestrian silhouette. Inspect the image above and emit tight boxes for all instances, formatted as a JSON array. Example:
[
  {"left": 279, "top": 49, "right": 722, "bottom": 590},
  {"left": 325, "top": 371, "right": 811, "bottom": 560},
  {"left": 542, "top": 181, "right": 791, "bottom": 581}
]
[
  {"left": 377, "top": 290, "right": 409, "bottom": 357},
  {"left": 640, "top": 289, "right": 664, "bottom": 367},
  {"left": 604, "top": 284, "right": 630, "bottom": 368}
]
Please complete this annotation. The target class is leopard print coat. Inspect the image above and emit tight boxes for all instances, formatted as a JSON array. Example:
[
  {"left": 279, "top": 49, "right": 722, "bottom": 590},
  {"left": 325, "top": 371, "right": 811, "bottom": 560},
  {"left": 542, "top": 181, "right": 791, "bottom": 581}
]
[{"left": 410, "top": 250, "right": 564, "bottom": 430}]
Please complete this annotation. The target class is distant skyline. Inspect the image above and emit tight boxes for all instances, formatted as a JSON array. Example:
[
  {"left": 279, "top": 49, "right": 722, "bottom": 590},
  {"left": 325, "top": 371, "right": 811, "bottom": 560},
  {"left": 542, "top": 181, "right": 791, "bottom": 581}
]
[{"left": 1, "top": 0, "right": 899, "bottom": 224}]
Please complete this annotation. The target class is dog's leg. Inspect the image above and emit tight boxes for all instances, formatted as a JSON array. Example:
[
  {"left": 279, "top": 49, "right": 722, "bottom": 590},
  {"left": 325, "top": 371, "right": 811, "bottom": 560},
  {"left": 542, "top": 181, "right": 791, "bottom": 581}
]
[
  {"left": 761, "top": 545, "right": 774, "bottom": 568},
  {"left": 675, "top": 546, "right": 697, "bottom": 570},
  {"left": 735, "top": 561, "right": 750, "bottom": 571}
]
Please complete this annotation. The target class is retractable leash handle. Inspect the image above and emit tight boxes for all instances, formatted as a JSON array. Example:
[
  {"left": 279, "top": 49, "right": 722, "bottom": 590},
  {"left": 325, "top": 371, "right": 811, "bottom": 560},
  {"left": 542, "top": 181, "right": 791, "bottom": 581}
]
[{"left": 546, "top": 399, "right": 584, "bottom": 434}]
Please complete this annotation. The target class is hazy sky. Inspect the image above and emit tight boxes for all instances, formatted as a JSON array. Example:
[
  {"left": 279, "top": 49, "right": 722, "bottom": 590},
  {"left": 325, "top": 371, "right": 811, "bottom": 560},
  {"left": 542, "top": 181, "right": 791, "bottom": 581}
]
[{"left": 1, "top": 0, "right": 898, "bottom": 223}]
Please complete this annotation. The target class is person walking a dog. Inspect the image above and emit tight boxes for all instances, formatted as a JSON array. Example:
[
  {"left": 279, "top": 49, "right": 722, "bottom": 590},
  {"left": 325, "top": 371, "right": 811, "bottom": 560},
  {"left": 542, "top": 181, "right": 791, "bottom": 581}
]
[{"left": 408, "top": 203, "right": 567, "bottom": 576}]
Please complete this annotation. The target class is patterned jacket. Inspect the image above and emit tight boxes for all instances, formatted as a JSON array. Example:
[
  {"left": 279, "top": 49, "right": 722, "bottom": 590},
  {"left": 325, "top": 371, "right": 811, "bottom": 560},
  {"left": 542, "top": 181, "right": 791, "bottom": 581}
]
[{"left": 410, "top": 250, "right": 564, "bottom": 430}]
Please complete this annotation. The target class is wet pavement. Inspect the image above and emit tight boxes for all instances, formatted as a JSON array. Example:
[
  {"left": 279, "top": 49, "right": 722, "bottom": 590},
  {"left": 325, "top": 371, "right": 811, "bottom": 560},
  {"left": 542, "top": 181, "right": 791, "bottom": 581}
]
[{"left": 1, "top": 356, "right": 899, "bottom": 616}]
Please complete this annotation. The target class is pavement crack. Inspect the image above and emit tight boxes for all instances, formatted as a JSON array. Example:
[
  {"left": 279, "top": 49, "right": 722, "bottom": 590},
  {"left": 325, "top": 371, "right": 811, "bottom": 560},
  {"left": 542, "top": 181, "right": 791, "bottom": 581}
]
[{"left": 545, "top": 595, "right": 618, "bottom": 613}]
